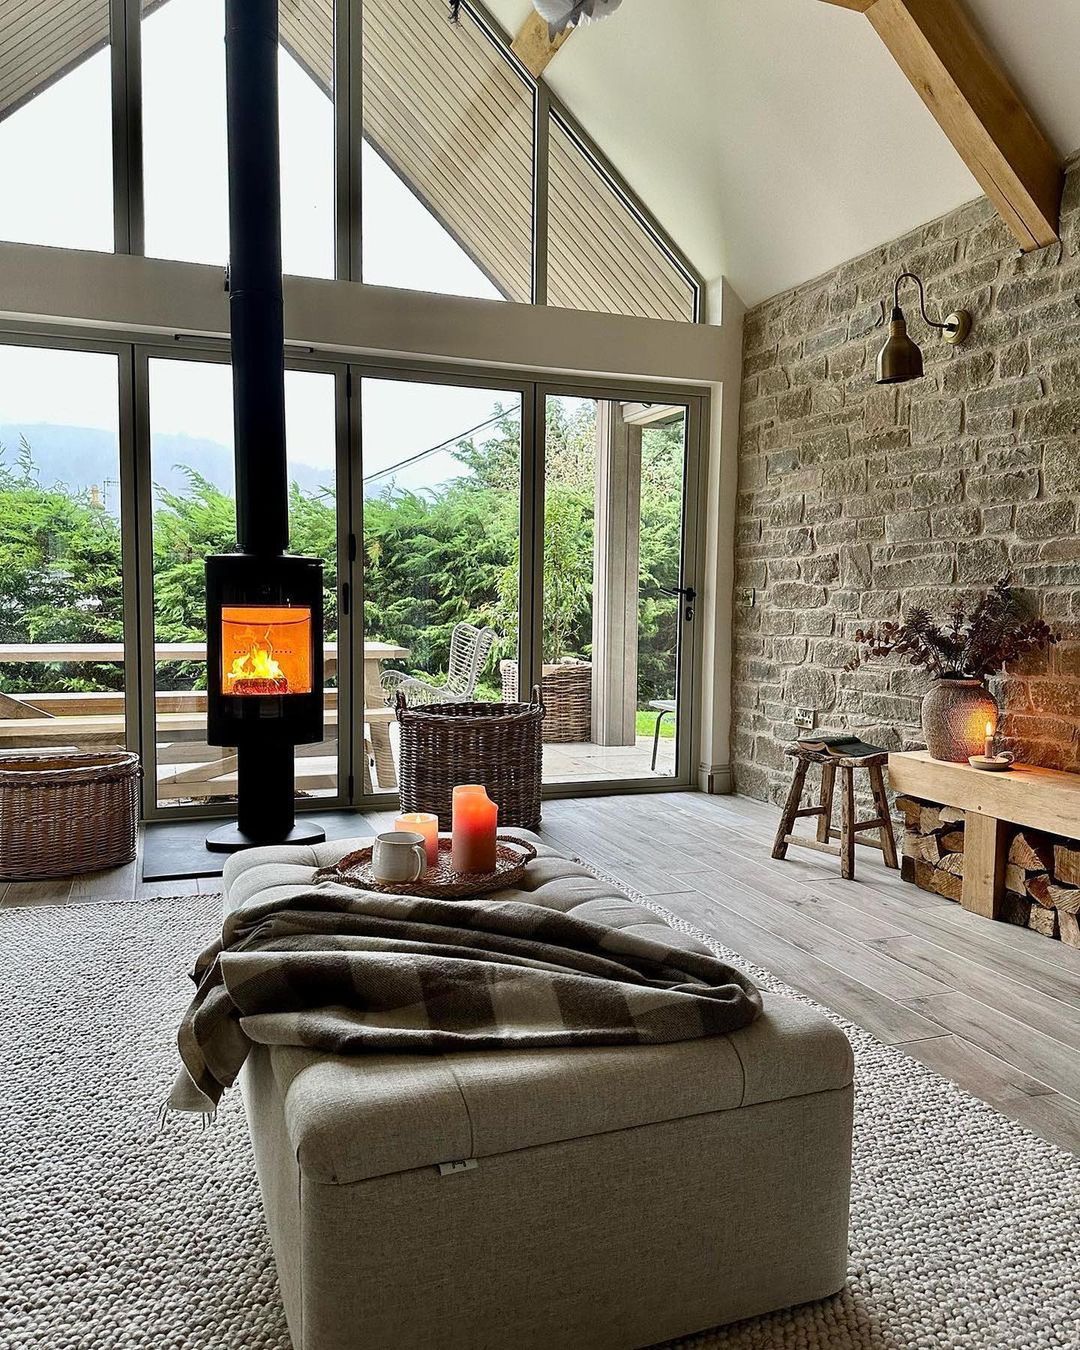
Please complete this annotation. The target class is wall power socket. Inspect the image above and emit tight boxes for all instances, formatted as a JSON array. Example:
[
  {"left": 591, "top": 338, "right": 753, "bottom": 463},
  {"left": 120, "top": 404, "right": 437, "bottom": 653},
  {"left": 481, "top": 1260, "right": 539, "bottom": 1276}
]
[{"left": 793, "top": 707, "right": 816, "bottom": 731}]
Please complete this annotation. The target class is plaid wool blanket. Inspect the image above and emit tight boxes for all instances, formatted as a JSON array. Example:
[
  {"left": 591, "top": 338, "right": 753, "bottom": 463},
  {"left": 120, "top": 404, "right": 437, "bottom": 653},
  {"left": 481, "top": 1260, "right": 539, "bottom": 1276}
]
[{"left": 169, "top": 884, "right": 762, "bottom": 1115}]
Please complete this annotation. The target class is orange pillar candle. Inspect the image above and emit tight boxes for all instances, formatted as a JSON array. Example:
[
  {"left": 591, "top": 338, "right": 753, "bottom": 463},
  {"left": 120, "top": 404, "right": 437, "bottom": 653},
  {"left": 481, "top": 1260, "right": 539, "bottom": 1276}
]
[
  {"left": 395, "top": 812, "right": 439, "bottom": 868},
  {"left": 451, "top": 785, "right": 498, "bottom": 874}
]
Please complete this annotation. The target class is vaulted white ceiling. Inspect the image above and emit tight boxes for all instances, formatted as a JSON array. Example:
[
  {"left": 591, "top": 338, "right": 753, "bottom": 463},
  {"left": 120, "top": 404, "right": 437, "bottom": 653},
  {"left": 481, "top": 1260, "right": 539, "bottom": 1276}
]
[{"left": 486, "top": 0, "right": 1080, "bottom": 307}]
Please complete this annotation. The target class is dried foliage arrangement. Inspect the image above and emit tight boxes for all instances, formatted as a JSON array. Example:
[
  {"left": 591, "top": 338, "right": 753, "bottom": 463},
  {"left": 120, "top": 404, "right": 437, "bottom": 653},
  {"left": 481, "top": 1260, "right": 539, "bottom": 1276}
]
[{"left": 848, "top": 577, "right": 1059, "bottom": 681}]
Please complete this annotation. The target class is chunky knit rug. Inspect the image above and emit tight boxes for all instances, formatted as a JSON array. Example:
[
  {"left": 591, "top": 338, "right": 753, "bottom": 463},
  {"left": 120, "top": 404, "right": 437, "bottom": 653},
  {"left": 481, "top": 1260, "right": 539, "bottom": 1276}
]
[{"left": 0, "top": 890, "right": 1076, "bottom": 1350}]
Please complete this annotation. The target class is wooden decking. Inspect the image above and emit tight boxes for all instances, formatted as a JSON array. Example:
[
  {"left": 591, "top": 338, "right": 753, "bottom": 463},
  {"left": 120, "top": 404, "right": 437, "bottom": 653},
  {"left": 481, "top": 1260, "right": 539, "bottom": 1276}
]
[{"left": 2, "top": 790, "right": 1076, "bottom": 1154}]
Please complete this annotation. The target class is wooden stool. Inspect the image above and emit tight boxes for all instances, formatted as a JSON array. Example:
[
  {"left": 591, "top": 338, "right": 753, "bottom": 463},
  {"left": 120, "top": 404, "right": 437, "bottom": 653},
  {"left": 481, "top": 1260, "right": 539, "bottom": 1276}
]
[{"left": 771, "top": 744, "right": 898, "bottom": 881}]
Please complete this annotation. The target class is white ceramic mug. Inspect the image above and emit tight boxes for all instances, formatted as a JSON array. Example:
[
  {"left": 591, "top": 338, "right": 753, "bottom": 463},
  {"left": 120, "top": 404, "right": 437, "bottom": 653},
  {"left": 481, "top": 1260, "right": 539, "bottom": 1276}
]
[{"left": 371, "top": 831, "right": 426, "bottom": 884}]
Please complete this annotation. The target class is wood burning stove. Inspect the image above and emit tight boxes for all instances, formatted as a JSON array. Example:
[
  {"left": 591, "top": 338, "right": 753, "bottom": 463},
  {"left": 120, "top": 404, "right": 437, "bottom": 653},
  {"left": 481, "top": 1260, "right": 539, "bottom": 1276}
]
[
  {"left": 204, "top": 554, "right": 325, "bottom": 852},
  {"left": 204, "top": 0, "right": 327, "bottom": 853}
]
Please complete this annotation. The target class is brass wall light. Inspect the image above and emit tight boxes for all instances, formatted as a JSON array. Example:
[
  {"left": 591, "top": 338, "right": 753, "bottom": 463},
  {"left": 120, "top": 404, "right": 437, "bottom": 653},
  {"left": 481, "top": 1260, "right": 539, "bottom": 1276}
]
[{"left": 876, "top": 272, "right": 972, "bottom": 384}]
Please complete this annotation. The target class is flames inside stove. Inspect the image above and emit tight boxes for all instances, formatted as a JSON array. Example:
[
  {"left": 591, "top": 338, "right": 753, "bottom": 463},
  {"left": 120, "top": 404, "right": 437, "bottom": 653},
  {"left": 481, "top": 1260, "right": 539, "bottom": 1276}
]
[{"left": 220, "top": 605, "right": 313, "bottom": 697}]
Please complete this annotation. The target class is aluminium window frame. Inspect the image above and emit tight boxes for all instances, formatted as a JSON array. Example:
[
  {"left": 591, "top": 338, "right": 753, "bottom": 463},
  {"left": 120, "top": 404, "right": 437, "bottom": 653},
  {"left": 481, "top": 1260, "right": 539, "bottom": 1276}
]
[
  {"left": 0, "top": 329, "right": 142, "bottom": 764},
  {"left": 0, "top": 320, "right": 709, "bottom": 818},
  {"left": 131, "top": 340, "right": 355, "bottom": 823}
]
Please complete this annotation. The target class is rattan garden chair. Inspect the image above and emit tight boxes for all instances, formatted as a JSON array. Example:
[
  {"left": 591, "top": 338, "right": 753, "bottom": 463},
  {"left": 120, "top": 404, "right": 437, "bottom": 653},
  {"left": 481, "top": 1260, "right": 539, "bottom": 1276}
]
[{"left": 380, "top": 622, "right": 497, "bottom": 708}]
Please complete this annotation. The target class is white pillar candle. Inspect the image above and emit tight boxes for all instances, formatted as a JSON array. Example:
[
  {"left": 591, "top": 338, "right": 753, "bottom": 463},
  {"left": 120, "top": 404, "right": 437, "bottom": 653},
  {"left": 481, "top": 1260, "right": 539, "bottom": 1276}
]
[{"left": 395, "top": 812, "right": 439, "bottom": 868}]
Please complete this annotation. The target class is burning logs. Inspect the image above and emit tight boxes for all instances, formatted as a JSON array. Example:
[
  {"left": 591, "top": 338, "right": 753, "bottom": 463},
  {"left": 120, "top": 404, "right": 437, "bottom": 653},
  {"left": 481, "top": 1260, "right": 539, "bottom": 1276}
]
[
  {"left": 230, "top": 677, "right": 289, "bottom": 696},
  {"left": 896, "top": 795, "right": 1080, "bottom": 948}
]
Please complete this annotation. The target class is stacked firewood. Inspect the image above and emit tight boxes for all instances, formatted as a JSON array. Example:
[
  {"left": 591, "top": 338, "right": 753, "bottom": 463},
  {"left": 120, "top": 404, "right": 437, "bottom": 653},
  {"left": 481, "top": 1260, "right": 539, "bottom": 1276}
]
[
  {"left": 896, "top": 798, "right": 966, "bottom": 902},
  {"left": 896, "top": 795, "right": 1080, "bottom": 948}
]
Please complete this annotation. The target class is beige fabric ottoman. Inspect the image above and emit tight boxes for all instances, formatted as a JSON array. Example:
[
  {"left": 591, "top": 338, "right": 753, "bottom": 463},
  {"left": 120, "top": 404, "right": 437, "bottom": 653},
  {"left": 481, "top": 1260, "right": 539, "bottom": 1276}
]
[{"left": 224, "top": 830, "right": 854, "bottom": 1350}]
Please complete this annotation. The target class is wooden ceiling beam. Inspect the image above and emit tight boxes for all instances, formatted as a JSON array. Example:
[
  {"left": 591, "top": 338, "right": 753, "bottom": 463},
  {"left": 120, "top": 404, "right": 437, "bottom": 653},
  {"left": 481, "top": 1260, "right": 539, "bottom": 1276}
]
[
  {"left": 820, "top": 0, "right": 1063, "bottom": 250},
  {"left": 511, "top": 9, "right": 572, "bottom": 79}
]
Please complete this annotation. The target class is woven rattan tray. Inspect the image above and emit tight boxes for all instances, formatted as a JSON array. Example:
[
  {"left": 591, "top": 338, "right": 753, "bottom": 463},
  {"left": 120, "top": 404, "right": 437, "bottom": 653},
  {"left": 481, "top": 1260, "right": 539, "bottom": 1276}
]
[{"left": 315, "top": 834, "right": 537, "bottom": 897}]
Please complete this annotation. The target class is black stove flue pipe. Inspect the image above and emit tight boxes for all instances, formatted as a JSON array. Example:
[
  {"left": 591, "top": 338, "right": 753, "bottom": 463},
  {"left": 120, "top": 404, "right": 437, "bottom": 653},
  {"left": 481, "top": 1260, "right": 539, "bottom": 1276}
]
[
  {"left": 204, "top": 0, "right": 325, "bottom": 854},
  {"left": 225, "top": 0, "right": 289, "bottom": 557}
]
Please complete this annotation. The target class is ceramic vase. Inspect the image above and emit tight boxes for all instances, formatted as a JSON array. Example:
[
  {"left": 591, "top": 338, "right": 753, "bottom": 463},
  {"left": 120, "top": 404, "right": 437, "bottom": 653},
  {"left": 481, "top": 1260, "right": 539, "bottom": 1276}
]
[{"left": 921, "top": 677, "right": 998, "bottom": 762}]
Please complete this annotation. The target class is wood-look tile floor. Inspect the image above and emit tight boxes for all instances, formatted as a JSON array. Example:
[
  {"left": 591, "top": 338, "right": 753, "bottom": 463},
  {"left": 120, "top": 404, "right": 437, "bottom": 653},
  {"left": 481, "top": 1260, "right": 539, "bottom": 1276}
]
[{"left": 4, "top": 791, "right": 1077, "bottom": 1154}]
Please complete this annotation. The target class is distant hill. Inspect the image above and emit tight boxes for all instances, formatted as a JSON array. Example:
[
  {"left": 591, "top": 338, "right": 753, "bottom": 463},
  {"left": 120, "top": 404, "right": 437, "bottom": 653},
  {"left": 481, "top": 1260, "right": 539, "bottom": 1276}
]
[{"left": 0, "top": 424, "right": 334, "bottom": 514}]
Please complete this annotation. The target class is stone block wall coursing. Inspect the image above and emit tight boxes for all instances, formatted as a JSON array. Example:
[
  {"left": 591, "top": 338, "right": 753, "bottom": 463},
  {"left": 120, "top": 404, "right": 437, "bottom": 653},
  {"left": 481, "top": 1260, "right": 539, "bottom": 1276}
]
[{"left": 733, "top": 165, "right": 1080, "bottom": 806}]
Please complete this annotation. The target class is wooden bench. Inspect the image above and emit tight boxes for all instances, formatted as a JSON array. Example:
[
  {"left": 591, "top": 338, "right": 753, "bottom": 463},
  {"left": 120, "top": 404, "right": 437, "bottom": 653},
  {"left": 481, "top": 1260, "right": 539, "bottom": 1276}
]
[
  {"left": 0, "top": 638, "right": 408, "bottom": 795},
  {"left": 888, "top": 751, "right": 1080, "bottom": 922}
]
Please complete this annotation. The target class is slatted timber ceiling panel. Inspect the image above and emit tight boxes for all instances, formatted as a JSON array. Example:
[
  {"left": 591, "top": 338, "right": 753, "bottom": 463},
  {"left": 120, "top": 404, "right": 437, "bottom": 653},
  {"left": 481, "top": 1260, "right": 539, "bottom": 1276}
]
[
  {"left": 0, "top": 0, "right": 110, "bottom": 120},
  {"left": 547, "top": 116, "right": 696, "bottom": 324},
  {"left": 362, "top": 0, "right": 534, "bottom": 303},
  {"left": 278, "top": 0, "right": 333, "bottom": 93},
  {"left": 0, "top": 0, "right": 186, "bottom": 122}
]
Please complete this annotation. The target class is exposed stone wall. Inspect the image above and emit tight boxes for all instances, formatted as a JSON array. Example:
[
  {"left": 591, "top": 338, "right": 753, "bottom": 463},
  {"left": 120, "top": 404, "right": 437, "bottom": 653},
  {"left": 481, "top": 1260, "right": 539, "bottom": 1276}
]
[{"left": 733, "top": 165, "right": 1080, "bottom": 806}]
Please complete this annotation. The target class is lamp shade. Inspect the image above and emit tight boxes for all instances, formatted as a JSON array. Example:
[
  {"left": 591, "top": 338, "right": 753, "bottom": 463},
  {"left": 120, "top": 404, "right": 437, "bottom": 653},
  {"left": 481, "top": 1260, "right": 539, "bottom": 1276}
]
[
  {"left": 534, "top": 0, "right": 623, "bottom": 33},
  {"left": 876, "top": 309, "right": 924, "bottom": 385}
]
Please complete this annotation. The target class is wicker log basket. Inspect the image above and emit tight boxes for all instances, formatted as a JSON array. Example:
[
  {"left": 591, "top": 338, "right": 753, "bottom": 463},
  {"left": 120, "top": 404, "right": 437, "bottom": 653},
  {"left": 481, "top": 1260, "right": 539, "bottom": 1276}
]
[
  {"left": 396, "top": 690, "right": 543, "bottom": 832},
  {"left": 0, "top": 750, "right": 140, "bottom": 880},
  {"left": 499, "top": 659, "right": 591, "bottom": 744}
]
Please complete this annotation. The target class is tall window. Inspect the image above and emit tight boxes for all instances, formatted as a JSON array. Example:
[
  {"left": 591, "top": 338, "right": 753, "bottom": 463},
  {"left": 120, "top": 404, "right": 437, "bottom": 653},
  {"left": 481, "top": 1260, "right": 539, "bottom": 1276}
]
[
  {"left": 0, "top": 1, "right": 113, "bottom": 250},
  {"left": 278, "top": 0, "right": 335, "bottom": 278},
  {"left": 359, "top": 376, "right": 523, "bottom": 793},
  {"left": 362, "top": 0, "right": 534, "bottom": 300},
  {"left": 142, "top": 0, "right": 229, "bottom": 265},
  {"left": 542, "top": 395, "right": 688, "bottom": 784},
  {"left": 143, "top": 0, "right": 334, "bottom": 276}
]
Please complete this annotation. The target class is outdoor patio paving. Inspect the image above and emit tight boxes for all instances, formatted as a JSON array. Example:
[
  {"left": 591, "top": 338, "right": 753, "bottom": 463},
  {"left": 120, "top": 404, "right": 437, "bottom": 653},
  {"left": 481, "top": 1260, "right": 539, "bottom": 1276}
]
[{"left": 543, "top": 734, "right": 676, "bottom": 783}]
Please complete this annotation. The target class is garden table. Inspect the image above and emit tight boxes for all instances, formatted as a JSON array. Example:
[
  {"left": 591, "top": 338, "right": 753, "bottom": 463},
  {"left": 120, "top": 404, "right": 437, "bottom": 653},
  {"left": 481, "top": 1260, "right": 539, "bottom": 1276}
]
[{"left": 0, "top": 640, "right": 408, "bottom": 791}]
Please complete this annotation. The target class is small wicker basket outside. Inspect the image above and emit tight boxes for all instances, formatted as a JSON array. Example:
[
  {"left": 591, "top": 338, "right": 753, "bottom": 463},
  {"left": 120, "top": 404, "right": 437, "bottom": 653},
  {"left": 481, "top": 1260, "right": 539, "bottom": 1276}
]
[
  {"left": 500, "top": 659, "right": 592, "bottom": 744},
  {"left": 0, "top": 750, "right": 140, "bottom": 880},
  {"left": 397, "top": 691, "right": 543, "bottom": 831}
]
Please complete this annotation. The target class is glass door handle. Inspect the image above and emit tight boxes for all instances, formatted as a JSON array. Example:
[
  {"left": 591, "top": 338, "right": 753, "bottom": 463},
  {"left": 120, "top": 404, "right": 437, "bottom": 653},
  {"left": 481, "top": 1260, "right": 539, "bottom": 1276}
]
[{"left": 661, "top": 585, "right": 696, "bottom": 621}]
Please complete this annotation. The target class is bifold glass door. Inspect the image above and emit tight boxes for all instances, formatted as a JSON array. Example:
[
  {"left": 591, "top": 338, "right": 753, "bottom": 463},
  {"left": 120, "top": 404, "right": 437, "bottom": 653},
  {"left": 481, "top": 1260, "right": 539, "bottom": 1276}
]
[
  {"left": 141, "top": 352, "right": 344, "bottom": 814},
  {"left": 350, "top": 372, "right": 698, "bottom": 800},
  {"left": 0, "top": 341, "right": 131, "bottom": 760},
  {"left": 538, "top": 393, "right": 693, "bottom": 787},
  {"left": 354, "top": 373, "right": 526, "bottom": 795}
]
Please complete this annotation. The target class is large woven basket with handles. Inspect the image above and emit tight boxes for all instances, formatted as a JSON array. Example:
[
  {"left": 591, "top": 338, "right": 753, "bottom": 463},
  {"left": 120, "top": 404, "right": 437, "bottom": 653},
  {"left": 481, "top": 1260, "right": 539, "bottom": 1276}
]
[
  {"left": 0, "top": 750, "right": 140, "bottom": 880},
  {"left": 396, "top": 690, "right": 543, "bottom": 832}
]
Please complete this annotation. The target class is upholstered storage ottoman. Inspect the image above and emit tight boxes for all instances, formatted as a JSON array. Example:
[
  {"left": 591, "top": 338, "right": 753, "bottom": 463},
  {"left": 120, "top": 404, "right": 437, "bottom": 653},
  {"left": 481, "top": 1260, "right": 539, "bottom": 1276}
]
[{"left": 224, "top": 832, "right": 854, "bottom": 1350}]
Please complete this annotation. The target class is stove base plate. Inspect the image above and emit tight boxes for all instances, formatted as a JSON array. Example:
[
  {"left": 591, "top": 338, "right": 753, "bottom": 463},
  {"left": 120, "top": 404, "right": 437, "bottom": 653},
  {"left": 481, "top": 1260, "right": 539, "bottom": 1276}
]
[{"left": 205, "top": 819, "right": 328, "bottom": 854}]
